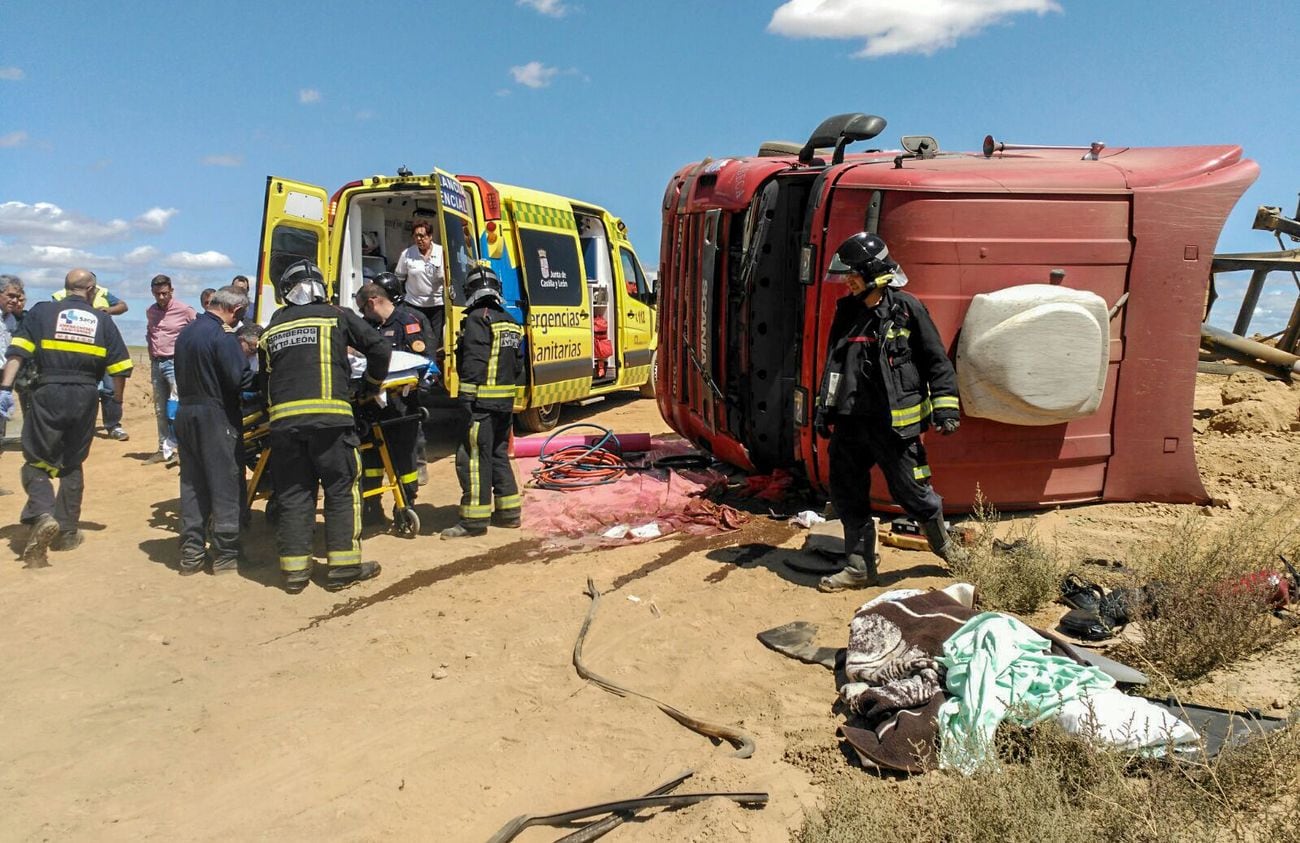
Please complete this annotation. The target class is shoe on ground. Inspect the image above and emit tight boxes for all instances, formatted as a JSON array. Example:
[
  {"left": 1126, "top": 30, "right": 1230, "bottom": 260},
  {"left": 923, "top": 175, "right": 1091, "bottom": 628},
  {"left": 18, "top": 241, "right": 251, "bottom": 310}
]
[
  {"left": 22, "top": 514, "right": 60, "bottom": 568},
  {"left": 50, "top": 530, "right": 84, "bottom": 552},
  {"left": 144, "top": 451, "right": 167, "bottom": 465},
  {"left": 818, "top": 566, "right": 877, "bottom": 593},
  {"left": 164, "top": 453, "right": 180, "bottom": 468},
  {"left": 210, "top": 557, "right": 240, "bottom": 575},
  {"left": 323, "top": 561, "right": 381, "bottom": 591},
  {"left": 282, "top": 569, "right": 312, "bottom": 594},
  {"left": 491, "top": 512, "right": 522, "bottom": 529},
  {"left": 417, "top": 465, "right": 429, "bottom": 486},
  {"left": 441, "top": 523, "right": 486, "bottom": 539},
  {"left": 108, "top": 426, "right": 130, "bottom": 441},
  {"left": 178, "top": 556, "right": 206, "bottom": 576}
]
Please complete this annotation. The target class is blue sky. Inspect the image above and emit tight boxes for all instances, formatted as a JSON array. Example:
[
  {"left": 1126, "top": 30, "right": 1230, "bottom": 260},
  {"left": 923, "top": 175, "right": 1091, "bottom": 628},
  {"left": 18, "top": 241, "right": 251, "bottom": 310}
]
[{"left": 2, "top": 0, "right": 1298, "bottom": 343}]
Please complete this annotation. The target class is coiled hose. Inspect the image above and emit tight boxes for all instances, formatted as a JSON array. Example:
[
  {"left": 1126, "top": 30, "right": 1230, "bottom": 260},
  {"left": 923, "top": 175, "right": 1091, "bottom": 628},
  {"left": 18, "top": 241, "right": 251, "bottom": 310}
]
[{"left": 530, "top": 423, "right": 628, "bottom": 490}]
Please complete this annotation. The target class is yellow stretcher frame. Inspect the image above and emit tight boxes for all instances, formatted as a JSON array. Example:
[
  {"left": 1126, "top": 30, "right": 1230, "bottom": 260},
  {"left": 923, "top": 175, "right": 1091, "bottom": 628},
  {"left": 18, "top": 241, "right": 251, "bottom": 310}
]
[{"left": 242, "top": 374, "right": 424, "bottom": 537}]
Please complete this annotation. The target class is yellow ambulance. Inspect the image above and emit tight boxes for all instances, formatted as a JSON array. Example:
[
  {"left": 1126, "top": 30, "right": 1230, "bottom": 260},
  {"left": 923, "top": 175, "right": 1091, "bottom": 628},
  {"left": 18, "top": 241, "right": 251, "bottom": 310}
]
[{"left": 457, "top": 176, "right": 658, "bottom": 431}]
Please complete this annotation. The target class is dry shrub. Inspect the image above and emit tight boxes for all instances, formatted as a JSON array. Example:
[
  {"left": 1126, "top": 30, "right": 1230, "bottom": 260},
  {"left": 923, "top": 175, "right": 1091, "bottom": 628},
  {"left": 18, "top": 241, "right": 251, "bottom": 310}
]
[
  {"left": 1123, "top": 506, "right": 1300, "bottom": 680},
  {"left": 797, "top": 719, "right": 1300, "bottom": 843},
  {"left": 949, "top": 488, "right": 1060, "bottom": 614}
]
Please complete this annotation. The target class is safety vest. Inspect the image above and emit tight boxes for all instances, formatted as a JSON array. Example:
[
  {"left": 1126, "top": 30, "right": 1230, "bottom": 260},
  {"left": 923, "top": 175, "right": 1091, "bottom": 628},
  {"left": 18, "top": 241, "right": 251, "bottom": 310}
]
[{"left": 53, "top": 287, "right": 115, "bottom": 311}]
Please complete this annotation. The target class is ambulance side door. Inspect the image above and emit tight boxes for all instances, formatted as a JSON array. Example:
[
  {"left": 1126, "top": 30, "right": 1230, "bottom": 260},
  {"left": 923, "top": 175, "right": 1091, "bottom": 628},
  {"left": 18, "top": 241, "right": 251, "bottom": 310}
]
[
  {"left": 255, "top": 177, "right": 331, "bottom": 325},
  {"left": 509, "top": 200, "right": 594, "bottom": 408},
  {"left": 615, "top": 244, "right": 655, "bottom": 386}
]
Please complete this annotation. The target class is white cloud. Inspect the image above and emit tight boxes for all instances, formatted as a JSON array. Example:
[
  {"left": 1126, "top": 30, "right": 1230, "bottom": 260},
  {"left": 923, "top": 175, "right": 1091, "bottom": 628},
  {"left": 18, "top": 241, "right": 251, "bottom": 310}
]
[
  {"left": 0, "top": 67, "right": 23, "bottom": 81},
  {"left": 768, "top": 0, "right": 1061, "bottom": 57},
  {"left": 0, "top": 201, "right": 177, "bottom": 246},
  {"left": 123, "top": 245, "right": 160, "bottom": 264},
  {"left": 299, "top": 88, "right": 322, "bottom": 104},
  {"left": 517, "top": 0, "right": 571, "bottom": 16},
  {"left": 0, "top": 130, "right": 28, "bottom": 148},
  {"left": 201, "top": 153, "right": 243, "bottom": 167},
  {"left": 163, "top": 250, "right": 234, "bottom": 270},
  {"left": 511, "top": 61, "right": 560, "bottom": 89},
  {"left": 0, "top": 241, "right": 113, "bottom": 269}
]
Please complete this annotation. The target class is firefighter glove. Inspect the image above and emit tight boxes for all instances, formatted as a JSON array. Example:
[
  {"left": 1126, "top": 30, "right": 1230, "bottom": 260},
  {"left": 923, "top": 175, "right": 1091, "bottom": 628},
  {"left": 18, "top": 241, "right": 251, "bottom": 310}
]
[
  {"left": 938, "top": 417, "right": 960, "bottom": 436},
  {"left": 814, "top": 409, "right": 836, "bottom": 439}
]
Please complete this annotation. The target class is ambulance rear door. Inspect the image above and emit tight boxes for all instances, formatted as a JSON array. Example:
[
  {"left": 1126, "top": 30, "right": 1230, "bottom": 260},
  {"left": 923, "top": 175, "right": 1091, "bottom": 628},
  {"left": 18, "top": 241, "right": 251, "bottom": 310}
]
[
  {"left": 613, "top": 239, "right": 655, "bottom": 389},
  {"left": 507, "top": 197, "right": 594, "bottom": 409},
  {"left": 255, "top": 176, "right": 331, "bottom": 325},
  {"left": 436, "top": 172, "right": 481, "bottom": 398}
]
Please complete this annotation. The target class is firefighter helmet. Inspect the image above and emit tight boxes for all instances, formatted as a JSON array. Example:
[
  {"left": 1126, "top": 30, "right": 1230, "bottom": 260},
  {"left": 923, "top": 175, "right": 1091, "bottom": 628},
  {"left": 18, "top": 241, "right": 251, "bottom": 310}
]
[
  {"left": 828, "top": 232, "right": 897, "bottom": 283},
  {"left": 373, "top": 271, "right": 406, "bottom": 304},
  {"left": 463, "top": 265, "right": 503, "bottom": 308},
  {"left": 278, "top": 259, "right": 327, "bottom": 305}
]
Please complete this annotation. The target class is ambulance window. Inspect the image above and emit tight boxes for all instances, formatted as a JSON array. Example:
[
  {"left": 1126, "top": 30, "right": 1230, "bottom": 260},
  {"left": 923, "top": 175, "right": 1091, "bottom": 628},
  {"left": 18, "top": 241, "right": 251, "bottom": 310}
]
[
  {"left": 619, "top": 248, "right": 652, "bottom": 304},
  {"left": 268, "top": 225, "right": 319, "bottom": 289},
  {"left": 442, "top": 211, "right": 479, "bottom": 298},
  {"left": 519, "top": 229, "right": 582, "bottom": 307}
]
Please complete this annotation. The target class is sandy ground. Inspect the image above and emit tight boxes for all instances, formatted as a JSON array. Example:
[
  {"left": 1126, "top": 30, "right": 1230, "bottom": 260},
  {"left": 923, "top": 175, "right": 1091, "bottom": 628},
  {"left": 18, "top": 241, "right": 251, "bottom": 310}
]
[{"left": 1, "top": 371, "right": 1297, "bottom": 842}]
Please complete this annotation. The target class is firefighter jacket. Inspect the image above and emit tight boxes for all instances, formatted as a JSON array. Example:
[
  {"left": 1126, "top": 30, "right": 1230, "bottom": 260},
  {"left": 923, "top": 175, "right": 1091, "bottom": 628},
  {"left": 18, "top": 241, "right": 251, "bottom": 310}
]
[
  {"left": 816, "top": 285, "right": 959, "bottom": 439},
  {"left": 379, "top": 306, "right": 434, "bottom": 356},
  {"left": 6, "top": 297, "right": 134, "bottom": 386},
  {"left": 259, "top": 302, "right": 390, "bottom": 432},
  {"left": 454, "top": 302, "right": 524, "bottom": 412}
]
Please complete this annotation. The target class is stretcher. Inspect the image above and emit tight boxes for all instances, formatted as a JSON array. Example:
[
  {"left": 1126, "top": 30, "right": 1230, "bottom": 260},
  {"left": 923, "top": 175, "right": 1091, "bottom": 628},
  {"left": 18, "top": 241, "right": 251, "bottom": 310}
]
[{"left": 241, "top": 369, "right": 428, "bottom": 538}]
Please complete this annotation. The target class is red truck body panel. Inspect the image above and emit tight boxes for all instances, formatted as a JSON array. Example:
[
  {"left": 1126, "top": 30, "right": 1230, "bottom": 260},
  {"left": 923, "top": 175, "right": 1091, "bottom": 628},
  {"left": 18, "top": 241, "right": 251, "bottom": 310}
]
[{"left": 657, "top": 144, "right": 1258, "bottom": 511}]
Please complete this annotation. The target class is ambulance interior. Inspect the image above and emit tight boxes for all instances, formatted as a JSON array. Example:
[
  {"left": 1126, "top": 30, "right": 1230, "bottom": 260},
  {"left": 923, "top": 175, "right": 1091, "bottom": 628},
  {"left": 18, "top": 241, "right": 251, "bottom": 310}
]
[
  {"left": 334, "top": 191, "right": 478, "bottom": 313},
  {"left": 578, "top": 211, "right": 617, "bottom": 384}
]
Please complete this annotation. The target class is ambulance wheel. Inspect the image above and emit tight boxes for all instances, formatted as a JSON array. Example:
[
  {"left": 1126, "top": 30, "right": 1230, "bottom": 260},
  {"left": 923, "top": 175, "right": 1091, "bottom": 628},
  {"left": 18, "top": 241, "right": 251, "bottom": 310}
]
[
  {"left": 639, "top": 351, "right": 658, "bottom": 398},
  {"left": 517, "top": 403, "right": 561, "bottom": 433},
  {"left": 395, "top": 507, "right": 420, "bottom": 537}
]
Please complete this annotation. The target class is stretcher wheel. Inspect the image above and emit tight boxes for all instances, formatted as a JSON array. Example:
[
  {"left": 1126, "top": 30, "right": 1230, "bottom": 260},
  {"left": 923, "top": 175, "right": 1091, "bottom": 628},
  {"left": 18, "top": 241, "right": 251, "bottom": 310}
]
[{"left": 395, "top": 507, "right": 420, "bottom": 537}]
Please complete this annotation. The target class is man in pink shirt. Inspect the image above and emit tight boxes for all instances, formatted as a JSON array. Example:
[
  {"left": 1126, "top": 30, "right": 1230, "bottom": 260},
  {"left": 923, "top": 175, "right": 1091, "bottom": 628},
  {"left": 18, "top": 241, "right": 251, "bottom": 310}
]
[{"left": 144, "top": 274, "right": 196, "bottom": 466}]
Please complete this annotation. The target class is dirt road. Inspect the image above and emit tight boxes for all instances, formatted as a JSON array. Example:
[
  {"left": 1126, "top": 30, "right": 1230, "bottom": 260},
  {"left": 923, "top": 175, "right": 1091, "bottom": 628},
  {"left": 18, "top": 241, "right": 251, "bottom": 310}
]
[{"left": 1, "top": 375, "right": 1297, "bottom": 841}]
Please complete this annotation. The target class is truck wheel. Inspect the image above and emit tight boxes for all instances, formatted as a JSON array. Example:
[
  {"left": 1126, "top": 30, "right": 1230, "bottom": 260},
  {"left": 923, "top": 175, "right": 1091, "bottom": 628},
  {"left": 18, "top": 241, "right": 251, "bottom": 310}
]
[
  {"left": 517, "top": 402, "right": 562, "bottom": 433},
  {"left": 639, "top": 351, "right": 658, "bottom": 399}
]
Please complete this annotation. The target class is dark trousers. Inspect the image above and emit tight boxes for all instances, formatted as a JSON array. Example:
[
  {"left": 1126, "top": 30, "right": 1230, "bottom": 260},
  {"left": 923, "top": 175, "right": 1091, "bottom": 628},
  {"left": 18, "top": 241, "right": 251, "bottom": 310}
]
[
  {"left": 176, "top": 404, "right": 243, "bottom": 562},
  {"left": 268, "top": 426, "right": 362, "bottom": 573},
  {"left": 20, "top": 383, "right": 98, "bottom": 532},
  {"left": 98, "top": 373, "right": 123, "bottom": 431},
  {"left": 360, "top": 406, "right": 419, "bottom": 510},
  {"left": 828, "top": 417, "right": 943, "bottom": 553},
  {"left": 413, "top": 304, "right": 446, "bottom": 360},
  {"left": 454, "top": 407, "right": 519, "bottom": 528}
]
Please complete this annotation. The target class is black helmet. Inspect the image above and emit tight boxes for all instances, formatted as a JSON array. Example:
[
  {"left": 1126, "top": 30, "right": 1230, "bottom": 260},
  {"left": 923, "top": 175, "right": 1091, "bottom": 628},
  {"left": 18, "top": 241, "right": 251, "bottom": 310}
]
[
  {"left": 828, "top": 232, "right": 897, "bottom": 282},
  {"left": 278, "top": 259, "right": 326, "bottom": 304},
  {"left": 373, "top": 271, "right": 405, "bottom": 304},
  {"left": 463, "top": 265, "right": 503, "bottom": 308}
]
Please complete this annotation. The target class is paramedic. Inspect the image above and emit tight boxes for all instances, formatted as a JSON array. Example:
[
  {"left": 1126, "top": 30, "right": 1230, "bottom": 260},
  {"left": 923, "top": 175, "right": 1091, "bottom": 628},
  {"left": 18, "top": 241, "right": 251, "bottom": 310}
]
[
  {"left": 813, "top": 233, "right": 965, "bottom": 592},
  {"left": 395, "top": 219, "right": 446, "bottom": 359}
]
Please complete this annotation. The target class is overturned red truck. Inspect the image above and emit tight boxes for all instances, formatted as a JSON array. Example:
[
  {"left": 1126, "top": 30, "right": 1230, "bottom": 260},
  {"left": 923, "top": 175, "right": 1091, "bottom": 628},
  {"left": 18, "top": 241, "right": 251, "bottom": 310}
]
[{"left": 656, "top": 113, "right": 1257, "bottom": 511}]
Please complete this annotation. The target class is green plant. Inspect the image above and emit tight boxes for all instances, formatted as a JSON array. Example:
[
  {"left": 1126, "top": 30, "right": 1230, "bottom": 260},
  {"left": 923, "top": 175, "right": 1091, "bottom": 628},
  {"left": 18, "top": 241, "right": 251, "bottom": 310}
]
[{"left": 948, "top": 487, "right": 1060, "bottom": 614}]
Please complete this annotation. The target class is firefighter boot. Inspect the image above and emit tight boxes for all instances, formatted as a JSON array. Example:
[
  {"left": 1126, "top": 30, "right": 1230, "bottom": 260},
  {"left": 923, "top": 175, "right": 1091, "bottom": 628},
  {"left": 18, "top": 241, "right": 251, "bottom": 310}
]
[
  {"left": 818, "top": 519, "right": 879, "bottom": 592},
  {"left": 21, "top": 514, "right": 60, "bottom": 569},
  {"left": 922, "top": 516, "right": 968, "bottom": 567}
]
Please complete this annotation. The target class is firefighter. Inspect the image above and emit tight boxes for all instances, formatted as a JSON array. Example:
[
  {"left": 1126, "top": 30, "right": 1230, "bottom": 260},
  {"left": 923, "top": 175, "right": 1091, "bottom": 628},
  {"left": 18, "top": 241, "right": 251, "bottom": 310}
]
[
  {"left": 259, "top": 260, "right": 390, "bottom": 593},
  {"left": 442, "top": 266, "right": 524, "bottom": 538},
  {"left": 813, "top": 233, "right": 965, "bottom": 592},
  {"left": 353, "top": 279, "right": 432, "bottom": 524},
  {"left": 373, "top": 270, "right": 435, "bottom": 486},
  {"left": 0, "top": 268, "right": 134, "bottom": 567}
]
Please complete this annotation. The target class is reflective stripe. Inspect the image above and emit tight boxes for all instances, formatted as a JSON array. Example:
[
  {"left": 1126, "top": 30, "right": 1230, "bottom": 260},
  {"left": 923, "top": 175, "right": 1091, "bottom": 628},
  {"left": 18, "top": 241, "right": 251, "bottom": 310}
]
[
  {"left": 40, "top": 339, "right": 106, "bottom": 357},
  {"left": 461, "top": 503, "right": 493, "bottom": 518},
  {"left": 363, "top": 468, "right": 386, "bottom": 478},
  {"left": 913, "top": 464, "right": 932, "bottom": 481},
  {"left": 931, "top": 395, "right": 960, "bottom": 411},
  {"left": 474, "top": 385, "right": 517, "bottom": 398},
  {"left": 460, "top": 382, "right": 478, "bottom": 395},
  {"left": 890, "top": 400, "right": 927, "bottom": 428},
  {"left": 280, "top": 555, "right": 312, "bottom": 572},
  {"left": 486, "top": 326, "right": 502, "bottom": 390},
  {"left": 10, "top": 337, "right": 34, "bottom": 353},
  {"left": 327, "top": 550, "right": 362, "bottom": 566},
  {"left": 884, "top": 327, "right": 911, "bottom": 340},
  {"left": 495, "top": 494, "right": 521, "bottom": 511},
  {"left": 268, "top": 398, "right": 353, "bottom": 421},
  {"left": 105, "top": 358, "right": 133, "bottom": 375},
  {"left": 399, "top": 470, "right": 419, "bottom": 485},
  {"left": 468, "top": 419, "right": 481, "bottom": 512},
  {"left": 27, "top": 459, "right": 60, "bottom": 478}
]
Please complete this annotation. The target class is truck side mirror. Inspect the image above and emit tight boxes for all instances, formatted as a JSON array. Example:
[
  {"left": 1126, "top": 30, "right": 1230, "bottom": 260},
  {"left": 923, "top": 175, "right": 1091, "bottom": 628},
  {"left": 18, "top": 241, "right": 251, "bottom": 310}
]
[{"left": 800, "top": 113, "right": 887, "bottom": 165}]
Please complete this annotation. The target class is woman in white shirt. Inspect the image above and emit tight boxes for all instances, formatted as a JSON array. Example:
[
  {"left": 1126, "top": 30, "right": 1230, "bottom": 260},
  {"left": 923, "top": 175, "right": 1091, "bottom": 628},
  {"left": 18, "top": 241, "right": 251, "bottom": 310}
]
[{"left": 395, "top": 219, "right": 446, "bottom": 357}]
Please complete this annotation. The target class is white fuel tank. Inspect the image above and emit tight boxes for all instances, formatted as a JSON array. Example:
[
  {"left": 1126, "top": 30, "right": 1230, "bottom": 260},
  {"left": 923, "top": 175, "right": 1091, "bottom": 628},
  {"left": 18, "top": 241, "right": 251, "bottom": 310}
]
[{"left": 955, "top": 284, "right": 1110, "bottom": 426}]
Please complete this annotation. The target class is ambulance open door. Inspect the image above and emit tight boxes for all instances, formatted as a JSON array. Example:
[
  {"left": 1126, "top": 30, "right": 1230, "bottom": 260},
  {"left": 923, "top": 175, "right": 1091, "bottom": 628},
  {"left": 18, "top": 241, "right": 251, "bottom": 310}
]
[
  {"left": 615, "top": 244, "right": 655, "bottom": 388},
  {"left": 254, "top": 177, "right": 331, "bottom": 325}
]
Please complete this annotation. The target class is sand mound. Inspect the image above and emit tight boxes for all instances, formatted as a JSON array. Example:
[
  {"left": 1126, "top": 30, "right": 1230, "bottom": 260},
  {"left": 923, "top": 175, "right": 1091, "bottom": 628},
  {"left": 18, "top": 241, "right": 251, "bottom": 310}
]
[{"left": 1208, "top": 372, "right": 1298, "bottom": 433}]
